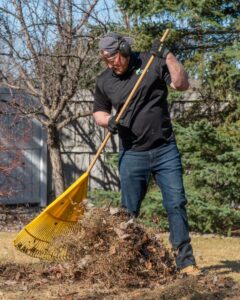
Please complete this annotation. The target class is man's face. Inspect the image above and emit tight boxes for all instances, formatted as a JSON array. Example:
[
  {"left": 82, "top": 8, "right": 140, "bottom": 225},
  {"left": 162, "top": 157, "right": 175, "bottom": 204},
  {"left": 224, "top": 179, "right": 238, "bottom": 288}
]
[{"left": 102, "top": 51, "right": 130, "bottom": 75}]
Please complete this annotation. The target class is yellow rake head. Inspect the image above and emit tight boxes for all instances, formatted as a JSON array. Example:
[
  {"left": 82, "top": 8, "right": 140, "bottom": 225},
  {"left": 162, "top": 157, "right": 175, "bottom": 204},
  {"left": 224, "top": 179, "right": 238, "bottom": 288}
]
[{"left": 14, "top": 172, "right": 89, "bottom": 261}]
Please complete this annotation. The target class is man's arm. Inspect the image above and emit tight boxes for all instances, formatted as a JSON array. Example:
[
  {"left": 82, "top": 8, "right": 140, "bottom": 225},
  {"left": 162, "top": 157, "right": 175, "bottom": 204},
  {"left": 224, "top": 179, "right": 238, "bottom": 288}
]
[
  {"left": 165, "top": 53, "right": 189, "bottom": 91},
  {"left": 93, "top": 111, "right": 111, "bottom": 128}
]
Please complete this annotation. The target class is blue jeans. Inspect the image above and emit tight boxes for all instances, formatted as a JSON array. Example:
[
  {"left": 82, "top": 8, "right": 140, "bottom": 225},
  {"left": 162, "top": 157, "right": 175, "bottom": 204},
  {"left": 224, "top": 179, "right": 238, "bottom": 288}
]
[{"left": 118, "top": 139, "right": 196, "bottom": 269}]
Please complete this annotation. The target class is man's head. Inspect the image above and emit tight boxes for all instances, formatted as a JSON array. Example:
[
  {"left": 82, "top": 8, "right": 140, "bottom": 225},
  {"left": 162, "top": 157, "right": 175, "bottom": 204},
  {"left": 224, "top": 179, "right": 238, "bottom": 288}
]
[{"left": 99, "top": 32, "right": 132, "bottom": 75}]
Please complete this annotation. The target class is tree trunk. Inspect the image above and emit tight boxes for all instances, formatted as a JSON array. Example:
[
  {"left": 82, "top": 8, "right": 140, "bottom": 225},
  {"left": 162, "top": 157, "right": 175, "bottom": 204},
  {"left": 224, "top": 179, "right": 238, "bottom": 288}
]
[{"left": 47, "top": 125, "right": 65, "bottom": 197}]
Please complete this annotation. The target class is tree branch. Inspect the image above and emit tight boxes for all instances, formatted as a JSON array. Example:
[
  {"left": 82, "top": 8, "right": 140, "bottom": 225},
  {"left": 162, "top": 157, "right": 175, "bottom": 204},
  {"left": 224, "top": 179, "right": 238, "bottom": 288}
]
[{"left": 57, "top": 110, "right": 92, "bottom": 129}]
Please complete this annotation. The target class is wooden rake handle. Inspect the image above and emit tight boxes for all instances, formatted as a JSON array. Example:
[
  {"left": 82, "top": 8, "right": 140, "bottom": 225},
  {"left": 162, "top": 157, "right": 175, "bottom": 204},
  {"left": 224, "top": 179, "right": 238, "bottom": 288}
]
[{"left": 87, "top": 29, "right": 171, "bottom": 174}]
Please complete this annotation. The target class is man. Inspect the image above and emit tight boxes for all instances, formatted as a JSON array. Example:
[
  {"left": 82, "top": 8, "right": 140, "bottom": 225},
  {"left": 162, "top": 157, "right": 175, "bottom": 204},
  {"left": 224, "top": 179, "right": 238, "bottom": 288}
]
[{"left": 93, "top": 32, "right": 199, "bottom": 275}]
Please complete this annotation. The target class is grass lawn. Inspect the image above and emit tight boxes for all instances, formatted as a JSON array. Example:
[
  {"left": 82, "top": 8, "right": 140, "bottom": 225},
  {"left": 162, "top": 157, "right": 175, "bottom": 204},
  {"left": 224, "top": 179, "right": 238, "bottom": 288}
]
[
  {"left": 191, "top": 234, "right": 240, "bottom": 283},
  {"left": 162, "top": 233, "right": 240, "bottom": 283}
]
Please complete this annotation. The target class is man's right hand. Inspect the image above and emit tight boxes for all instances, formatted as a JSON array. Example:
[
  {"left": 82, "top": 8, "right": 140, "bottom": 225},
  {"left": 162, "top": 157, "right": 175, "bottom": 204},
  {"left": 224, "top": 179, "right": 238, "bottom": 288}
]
[
  {"left": 108, "top": 116, "right": 118, "bottom": 134},
  {"left": 151, "top": 39, "right": 170, "bottom": 59}
]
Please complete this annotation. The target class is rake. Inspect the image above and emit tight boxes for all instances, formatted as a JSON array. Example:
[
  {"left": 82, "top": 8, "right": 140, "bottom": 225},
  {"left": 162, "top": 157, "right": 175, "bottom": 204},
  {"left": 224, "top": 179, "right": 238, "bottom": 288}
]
[{"left": 13, "top": 29, "right": 171, "bottom": 261}]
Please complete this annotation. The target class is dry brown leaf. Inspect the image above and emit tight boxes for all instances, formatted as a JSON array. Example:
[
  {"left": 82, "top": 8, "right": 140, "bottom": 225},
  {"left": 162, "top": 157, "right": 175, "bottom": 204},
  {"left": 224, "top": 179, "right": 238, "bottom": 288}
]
[
  {"left": 4, "top": 280, "right": 17, "bottom": 286},
  {"left": 147, "top": 246, "right": 157, "bottom": 253},
  {"left": 109, "top": 245, "right": 116, "bottom": 255},
  {"left": 56, "top": 272, "right": 62, "bottom": 279},
  {"left": 145, "top": 261, "right": 152, "bottom": 270},
  {"left": 15, "top": 271, "right": 21, "bottom": 281},
  {"left": 94, "top": 238, "right": 104, "bottom": 248},
  {"left": 64, "top": 292, "right": 78, "bottom": 300},
  {"left": 109, "top": 207, "right": 120, "bottom": 215}
]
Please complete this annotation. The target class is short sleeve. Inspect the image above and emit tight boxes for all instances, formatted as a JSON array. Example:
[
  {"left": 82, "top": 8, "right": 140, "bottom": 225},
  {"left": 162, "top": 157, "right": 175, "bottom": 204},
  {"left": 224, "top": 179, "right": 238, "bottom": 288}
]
[
  {"left": 93, "top": 80, "right": 112, "bottom": 113},
  {"left": 155, "top": 57, "right": 172, "bottom": 86},
  {"left": 162, "top": 62, "right": 171, "bottom": 85}
]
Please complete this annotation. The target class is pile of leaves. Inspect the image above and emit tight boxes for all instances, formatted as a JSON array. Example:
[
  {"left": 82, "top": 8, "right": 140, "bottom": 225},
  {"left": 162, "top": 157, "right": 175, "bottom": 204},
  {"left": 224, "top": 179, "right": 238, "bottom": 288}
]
[{"left": 51, "top": 207, "right": 176, "bottom": 288}]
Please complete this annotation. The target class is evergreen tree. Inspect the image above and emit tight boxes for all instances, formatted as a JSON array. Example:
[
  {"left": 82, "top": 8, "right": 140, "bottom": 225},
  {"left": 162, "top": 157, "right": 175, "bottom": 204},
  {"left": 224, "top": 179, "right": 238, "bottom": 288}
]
[{"left": 109, "top": 0, "right": 240, "bottom": 234}]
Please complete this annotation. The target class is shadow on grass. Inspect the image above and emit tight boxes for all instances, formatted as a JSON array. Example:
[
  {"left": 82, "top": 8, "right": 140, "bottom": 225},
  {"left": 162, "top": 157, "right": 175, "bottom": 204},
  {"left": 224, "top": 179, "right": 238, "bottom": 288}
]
[{"left": 204, "top": 260, "right": 240, "bottom": 275}]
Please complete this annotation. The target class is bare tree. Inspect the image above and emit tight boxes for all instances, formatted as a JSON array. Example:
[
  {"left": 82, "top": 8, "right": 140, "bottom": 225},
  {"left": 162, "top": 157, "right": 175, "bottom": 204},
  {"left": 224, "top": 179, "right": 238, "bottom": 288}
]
[{"left": 0, "top": 0, "right": 109, "bottom": 196}]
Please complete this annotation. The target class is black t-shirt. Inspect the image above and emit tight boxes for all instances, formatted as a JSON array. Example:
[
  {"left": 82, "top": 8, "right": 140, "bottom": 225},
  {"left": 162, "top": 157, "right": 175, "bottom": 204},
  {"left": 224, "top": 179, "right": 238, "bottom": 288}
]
[{"left": 93, "top": 52, "right": 174, "bottom": 151}]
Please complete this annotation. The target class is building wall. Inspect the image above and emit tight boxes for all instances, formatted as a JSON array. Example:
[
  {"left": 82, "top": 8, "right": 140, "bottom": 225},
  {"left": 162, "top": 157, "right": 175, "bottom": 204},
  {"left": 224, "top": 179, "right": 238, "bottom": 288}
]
[{"left": 0, "top": 87, "right": 47, "bottom": 206}]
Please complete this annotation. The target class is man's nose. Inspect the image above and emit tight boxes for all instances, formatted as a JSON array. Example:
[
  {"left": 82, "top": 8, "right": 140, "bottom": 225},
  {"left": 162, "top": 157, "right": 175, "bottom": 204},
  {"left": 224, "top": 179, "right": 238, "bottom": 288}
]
[{"left": 115, "top": 54, "right": 121, "bottom": 64}]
